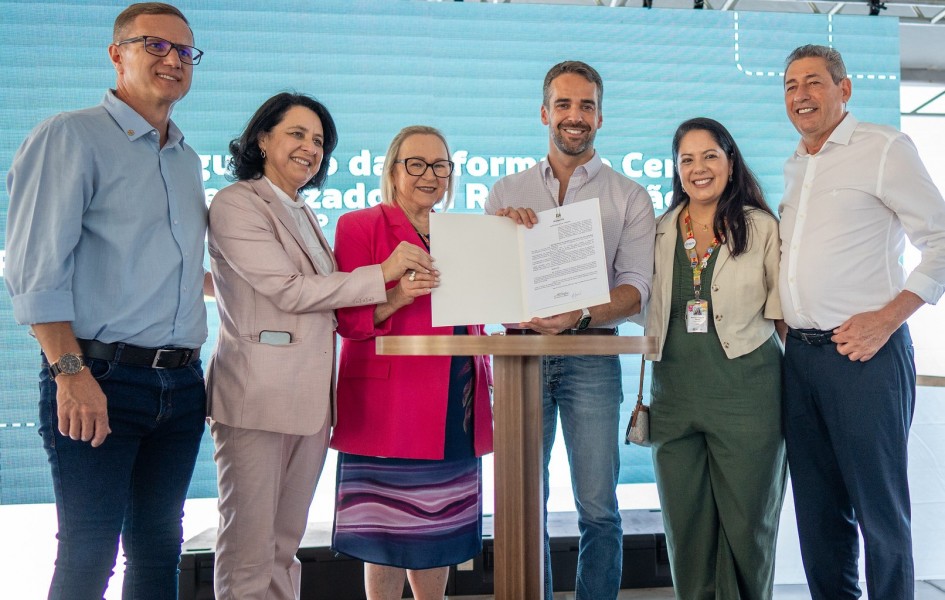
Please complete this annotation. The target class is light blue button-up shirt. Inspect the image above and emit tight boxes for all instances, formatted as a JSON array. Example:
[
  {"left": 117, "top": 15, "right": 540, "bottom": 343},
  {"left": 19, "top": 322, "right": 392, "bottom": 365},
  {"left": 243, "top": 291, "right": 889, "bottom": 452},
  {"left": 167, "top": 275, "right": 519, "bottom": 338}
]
[{"left": 5, "top": 91, "right": 208, "bottom": 348}]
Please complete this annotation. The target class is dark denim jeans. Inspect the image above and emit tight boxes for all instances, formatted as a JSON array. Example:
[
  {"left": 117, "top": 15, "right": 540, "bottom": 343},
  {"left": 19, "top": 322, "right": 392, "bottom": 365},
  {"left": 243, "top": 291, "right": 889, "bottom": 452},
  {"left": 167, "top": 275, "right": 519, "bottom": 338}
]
[{"left": 38, "top": 355, "right": 206, "bottom": 600}]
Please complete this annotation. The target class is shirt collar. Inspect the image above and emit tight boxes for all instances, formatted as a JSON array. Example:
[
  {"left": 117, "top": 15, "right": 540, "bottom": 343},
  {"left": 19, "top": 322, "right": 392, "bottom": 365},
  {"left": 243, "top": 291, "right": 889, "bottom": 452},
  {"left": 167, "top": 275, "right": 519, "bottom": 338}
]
[
  {"left": 265, "top": 176, "right": 304, "bottom": 207},
  {"left": 539, "top": 151, "right": 602, "bottom": 185},
  {"left": 794, "top": 112, "right": 858, "bottom": 157},
  {"left": 102, "top": 90, "right": 185, "bottom": 148}
]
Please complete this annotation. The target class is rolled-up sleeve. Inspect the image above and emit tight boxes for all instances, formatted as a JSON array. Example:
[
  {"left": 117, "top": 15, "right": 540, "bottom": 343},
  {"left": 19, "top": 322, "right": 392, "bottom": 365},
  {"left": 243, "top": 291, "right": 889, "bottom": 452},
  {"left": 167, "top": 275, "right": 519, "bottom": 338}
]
[
  {"left": 881, "top": 134, "right": 945, "bottom": 305},
  {"left": 613, "top": 185, "right": 656, "bottom": 311},
  {"left": 5, "top": 116, "right": 90, "bottom": 325}
]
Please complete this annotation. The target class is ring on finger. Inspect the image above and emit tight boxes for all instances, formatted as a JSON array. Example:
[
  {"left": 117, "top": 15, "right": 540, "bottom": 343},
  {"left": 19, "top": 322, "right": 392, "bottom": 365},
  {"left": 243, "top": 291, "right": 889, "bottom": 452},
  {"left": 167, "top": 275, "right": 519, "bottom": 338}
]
[{"left": 408, "top": 270, "right": 417, "bottom": 282}]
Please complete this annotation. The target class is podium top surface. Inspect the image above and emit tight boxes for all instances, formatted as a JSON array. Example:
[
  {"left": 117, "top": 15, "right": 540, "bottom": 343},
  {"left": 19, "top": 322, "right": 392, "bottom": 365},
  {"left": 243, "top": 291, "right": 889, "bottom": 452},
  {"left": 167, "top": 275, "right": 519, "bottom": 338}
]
[{"left": 376, "top": 334, "right": 657, "bottom": 356}]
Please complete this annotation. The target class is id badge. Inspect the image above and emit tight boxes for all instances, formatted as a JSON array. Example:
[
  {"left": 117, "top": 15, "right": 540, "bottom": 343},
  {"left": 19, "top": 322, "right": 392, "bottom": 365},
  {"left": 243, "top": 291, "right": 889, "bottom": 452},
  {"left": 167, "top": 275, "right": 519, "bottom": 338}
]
[{"left": 686, "top": 299, "right": 709, "bottom": 333}]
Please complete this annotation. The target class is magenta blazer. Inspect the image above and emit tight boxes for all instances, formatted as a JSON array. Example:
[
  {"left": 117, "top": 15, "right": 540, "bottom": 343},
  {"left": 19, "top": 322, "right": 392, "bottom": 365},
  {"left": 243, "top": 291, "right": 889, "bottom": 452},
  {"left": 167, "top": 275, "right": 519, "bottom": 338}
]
[{"left": 330, "top": 203, "right": 494, "bottom": 460}]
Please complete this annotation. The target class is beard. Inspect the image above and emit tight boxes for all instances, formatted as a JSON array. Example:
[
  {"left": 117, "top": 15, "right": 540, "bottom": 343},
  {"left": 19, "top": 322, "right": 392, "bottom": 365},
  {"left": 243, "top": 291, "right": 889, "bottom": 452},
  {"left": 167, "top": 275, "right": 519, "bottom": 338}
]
[{"left": 551, "top": 122, "right": 596, "bottom": 156}]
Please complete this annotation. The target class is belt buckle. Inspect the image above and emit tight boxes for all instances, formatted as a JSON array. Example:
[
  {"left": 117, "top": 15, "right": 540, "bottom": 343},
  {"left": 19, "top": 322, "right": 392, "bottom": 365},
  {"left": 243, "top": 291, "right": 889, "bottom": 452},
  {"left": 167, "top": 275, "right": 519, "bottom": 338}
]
[
  {"left": 151, "top": 348, "right": 192, "bottom": 369},
  {"left": 801, "top": 331, "right": 829, "bottom": 345},
  {"left": 152, "top": 348, "right": 173, "bottom": 369}
]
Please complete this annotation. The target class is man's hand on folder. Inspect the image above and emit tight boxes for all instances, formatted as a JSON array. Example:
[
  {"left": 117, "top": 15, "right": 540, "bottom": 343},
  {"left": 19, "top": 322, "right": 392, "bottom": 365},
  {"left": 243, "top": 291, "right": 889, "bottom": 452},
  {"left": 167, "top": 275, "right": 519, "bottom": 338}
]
[{"left": 495, "top": 206, "right": 538, "bottom": 228}]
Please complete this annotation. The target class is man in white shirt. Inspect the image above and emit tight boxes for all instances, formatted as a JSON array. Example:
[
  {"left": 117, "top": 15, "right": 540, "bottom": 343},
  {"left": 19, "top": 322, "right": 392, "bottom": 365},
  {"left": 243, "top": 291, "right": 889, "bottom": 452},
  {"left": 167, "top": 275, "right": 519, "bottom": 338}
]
[{"left": 779, "top": 44, "right": 945, "bottom": 600}]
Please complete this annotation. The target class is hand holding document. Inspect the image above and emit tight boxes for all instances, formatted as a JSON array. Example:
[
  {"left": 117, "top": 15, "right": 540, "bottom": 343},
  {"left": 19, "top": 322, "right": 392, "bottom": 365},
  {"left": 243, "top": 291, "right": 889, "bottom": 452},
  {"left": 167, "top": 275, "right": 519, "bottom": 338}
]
[{"left": 429, "top": 198, "right": 611, "bottom": 326}]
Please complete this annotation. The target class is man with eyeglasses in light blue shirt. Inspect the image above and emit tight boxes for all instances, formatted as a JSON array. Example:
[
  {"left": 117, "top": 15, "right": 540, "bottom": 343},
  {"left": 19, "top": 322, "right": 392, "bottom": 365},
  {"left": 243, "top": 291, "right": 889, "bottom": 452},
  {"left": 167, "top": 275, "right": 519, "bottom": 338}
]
[{"left": 5, "top": 3, "right": 207, "bottom": 598}]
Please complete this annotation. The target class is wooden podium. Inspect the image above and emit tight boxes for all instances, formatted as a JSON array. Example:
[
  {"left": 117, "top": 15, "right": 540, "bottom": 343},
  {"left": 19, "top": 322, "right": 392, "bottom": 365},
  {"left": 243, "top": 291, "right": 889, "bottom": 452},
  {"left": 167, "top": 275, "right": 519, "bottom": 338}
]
[{"left": 376, "top": 334, "right": 657, "bottom": 600}]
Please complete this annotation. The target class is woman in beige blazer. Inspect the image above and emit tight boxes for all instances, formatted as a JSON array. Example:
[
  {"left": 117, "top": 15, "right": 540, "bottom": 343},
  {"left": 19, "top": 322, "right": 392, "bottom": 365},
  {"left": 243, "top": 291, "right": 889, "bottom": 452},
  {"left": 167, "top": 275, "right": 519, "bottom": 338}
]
[
  {"left": 644, "top": 118, "right": 787, "bottom": 600},
  {"left": 206, "top": 93, "right": 437, "bottom": 600}
]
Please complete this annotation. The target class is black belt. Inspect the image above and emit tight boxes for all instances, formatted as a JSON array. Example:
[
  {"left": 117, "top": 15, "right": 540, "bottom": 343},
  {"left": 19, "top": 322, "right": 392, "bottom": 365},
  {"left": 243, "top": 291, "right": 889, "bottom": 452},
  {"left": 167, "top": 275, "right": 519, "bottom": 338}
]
[
  {"left": 78, "top": 339, "right": 200, "bottom": 369},
  {"left": 787, "top": 327, "right": 836, "bottom": 346},
  {"left": 505, "top": 327, "right": 617, "bottom": 337}
]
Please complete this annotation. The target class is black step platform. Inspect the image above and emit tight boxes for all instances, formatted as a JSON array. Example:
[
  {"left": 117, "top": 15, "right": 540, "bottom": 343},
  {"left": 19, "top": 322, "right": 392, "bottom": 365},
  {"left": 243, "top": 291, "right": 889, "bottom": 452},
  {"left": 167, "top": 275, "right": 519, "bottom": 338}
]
[{"left": 179, "top": 509, "right": 671, "bottom": 599}]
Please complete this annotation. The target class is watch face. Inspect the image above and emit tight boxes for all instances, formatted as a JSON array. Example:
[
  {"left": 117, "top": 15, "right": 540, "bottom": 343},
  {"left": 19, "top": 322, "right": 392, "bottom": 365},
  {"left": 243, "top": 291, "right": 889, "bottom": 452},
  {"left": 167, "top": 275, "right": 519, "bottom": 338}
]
[{"left": 57, "top": 353, "right": 84, "bottom": 375}]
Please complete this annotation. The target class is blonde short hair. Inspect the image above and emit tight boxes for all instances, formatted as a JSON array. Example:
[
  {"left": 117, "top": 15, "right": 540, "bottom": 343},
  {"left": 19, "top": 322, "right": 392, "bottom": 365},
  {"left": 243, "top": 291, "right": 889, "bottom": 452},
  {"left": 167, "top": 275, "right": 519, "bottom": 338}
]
[{"left": 380, "top": 125, "right": 455, "bottom": 209}]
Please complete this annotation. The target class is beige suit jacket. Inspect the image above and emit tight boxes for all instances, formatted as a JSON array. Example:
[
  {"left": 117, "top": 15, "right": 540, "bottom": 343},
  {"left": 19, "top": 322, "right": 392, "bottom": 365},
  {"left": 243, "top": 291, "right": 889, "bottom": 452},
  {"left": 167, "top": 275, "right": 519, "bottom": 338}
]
[
  {"left": 206, "top": 178, "right": 386, "bottom": 436},
  {"left": 645, "top": 205, "right": 782, "bottom": 361}
]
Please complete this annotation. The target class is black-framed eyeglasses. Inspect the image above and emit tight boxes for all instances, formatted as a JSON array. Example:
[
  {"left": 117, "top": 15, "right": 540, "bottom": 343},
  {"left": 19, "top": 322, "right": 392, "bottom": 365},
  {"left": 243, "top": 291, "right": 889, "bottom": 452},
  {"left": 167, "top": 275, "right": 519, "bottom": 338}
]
[
  {"left": 115, "top": 36, "right": 204, "bottom": 65},
  {"left": 395, "top": 157, "right": 454, "bottom": 178}
]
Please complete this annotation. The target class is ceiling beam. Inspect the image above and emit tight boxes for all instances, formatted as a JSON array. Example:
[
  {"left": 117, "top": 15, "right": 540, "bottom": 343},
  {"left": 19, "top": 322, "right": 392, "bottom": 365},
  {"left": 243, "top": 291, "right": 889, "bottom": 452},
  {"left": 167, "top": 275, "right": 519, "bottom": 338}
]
[{"left": 901, "top": 68, "right": 945, "bottom": 84}]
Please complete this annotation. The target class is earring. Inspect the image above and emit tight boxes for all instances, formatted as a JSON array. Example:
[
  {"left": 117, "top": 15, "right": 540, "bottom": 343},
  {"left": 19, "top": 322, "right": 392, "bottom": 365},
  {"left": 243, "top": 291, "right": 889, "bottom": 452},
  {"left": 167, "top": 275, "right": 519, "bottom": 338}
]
[{"left": 261, "top": 149, "right": 267, "bottom": 159}]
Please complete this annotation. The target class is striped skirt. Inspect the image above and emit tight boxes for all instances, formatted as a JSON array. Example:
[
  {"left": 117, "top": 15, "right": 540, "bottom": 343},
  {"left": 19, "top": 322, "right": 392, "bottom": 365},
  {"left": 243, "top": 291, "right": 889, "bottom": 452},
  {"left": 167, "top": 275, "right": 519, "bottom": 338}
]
[{"left": 331, "top": 452, "right": 483, "bottom": 569}]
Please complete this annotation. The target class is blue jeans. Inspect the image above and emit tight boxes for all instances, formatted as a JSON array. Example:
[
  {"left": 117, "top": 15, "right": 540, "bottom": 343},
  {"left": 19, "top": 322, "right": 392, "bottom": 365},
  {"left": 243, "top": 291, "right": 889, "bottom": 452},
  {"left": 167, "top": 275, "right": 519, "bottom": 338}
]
[
  {"left": 38, "top": 355, "right": 206, "bottom": 600},
  {"left": 541, "top": 354, "right": 623, "bottom": 600}
]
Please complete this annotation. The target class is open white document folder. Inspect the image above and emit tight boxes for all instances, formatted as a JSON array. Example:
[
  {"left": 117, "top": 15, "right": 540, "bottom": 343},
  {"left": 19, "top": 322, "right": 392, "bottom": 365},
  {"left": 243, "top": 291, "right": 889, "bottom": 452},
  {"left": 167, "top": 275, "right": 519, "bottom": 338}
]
[{"left": 429, "top": 198, "right": 612, "bottom": 327}]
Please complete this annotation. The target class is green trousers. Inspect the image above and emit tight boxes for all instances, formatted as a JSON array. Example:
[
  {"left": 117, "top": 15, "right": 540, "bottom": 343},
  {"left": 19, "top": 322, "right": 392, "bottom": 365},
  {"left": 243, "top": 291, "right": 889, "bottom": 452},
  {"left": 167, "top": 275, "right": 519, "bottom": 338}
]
[{"left": 651, "top": 331, "right": 786, "bottom": 600}]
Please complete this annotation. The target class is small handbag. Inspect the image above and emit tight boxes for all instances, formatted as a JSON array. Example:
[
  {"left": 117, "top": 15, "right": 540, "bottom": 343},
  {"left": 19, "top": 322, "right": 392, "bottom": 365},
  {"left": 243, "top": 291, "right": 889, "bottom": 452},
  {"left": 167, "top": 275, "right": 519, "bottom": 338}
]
[{"left": 625, "top": 355, "right": 651, "bottom": 447}]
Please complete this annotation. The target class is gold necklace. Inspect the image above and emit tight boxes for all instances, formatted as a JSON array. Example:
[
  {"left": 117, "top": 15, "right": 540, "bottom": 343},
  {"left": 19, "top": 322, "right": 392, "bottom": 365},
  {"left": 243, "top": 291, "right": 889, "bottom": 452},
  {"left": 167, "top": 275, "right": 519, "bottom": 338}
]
[{"left": 688, "top": 212, "right": 713, "bottom": 232}]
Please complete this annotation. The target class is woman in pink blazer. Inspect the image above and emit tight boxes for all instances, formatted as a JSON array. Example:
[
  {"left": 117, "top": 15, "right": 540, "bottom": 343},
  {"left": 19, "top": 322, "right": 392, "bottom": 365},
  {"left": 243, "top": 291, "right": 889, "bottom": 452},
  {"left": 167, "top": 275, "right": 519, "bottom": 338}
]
[
  {"left": 331, "top": 125, "right": 494, "bottom": 600},
  {"left": 206, "top": 94, "right": 434, "bottom": 600}
]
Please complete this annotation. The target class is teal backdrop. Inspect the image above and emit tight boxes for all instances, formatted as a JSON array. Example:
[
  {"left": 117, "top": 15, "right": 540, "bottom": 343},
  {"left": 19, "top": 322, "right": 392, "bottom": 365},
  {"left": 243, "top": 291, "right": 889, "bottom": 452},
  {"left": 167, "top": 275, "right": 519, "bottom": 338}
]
[{"left": 0, "top": 0, "right": 900, "bottom": 503}]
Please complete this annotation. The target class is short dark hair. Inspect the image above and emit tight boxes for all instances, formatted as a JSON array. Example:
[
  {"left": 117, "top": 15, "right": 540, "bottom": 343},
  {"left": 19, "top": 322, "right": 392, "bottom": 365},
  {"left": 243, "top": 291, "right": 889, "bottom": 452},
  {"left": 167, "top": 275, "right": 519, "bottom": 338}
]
[
  {"left": 543, "top": 61, "right": 604, "bottom": 111},
  {"left": 784, "top": 44, "right": 847, "bottom": 84},
  {"left": 228, "top": 92, "right": 339, "bottom": 190},
  {"left": 113, "top": 3, "right": 190, "bottom": 41},
  {"left": 668, "top": 117, "right": 774, "bottom": 258}
]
